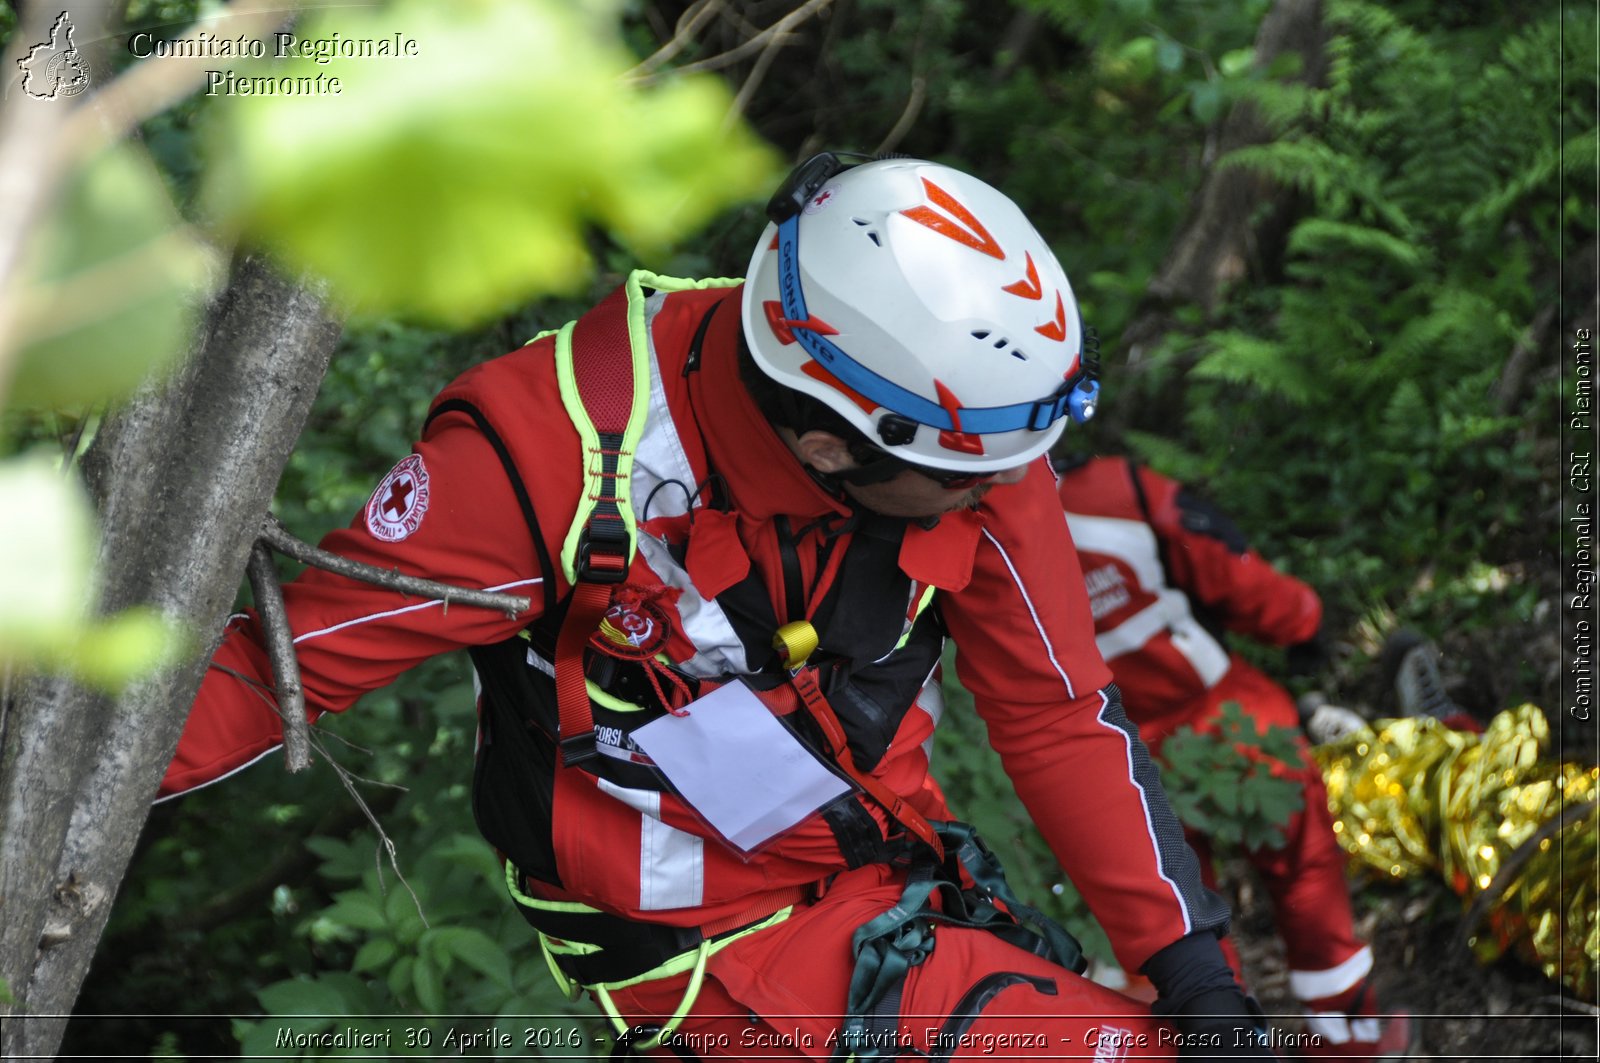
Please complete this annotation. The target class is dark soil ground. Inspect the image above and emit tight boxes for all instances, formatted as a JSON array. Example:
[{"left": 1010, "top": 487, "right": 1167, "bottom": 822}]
[{"left": 1220, "top": 856, "right": 1598, "bottom": 1062}]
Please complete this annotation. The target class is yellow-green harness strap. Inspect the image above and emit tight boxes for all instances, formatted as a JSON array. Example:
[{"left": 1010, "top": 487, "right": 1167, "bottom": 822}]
[{"left": 549, "top": 271, "right": 738, "bottom": 766}]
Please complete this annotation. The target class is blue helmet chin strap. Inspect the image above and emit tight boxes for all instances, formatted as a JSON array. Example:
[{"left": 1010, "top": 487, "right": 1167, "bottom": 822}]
[{"left": 771, "top": 214, "right": 1099, "bottom": 445}]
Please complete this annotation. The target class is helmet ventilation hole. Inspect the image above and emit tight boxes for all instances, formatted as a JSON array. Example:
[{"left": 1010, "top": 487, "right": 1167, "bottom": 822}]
[{"left": 971, "top": 329, "right": 1028, "bottom": 361}]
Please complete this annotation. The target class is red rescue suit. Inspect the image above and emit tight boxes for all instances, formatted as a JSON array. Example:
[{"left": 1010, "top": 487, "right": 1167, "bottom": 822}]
[
  {"left": 163, "top": 282, "right": 1227, "bottom": 1057},
  {"left": 1056, "top": 455, "right": 1371, "bottom": 1010}
]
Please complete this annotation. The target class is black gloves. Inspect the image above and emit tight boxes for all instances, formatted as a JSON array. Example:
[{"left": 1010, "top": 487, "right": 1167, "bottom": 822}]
[{"left": 1144, "top": 932, "right": 1274, "bottom": 1060}]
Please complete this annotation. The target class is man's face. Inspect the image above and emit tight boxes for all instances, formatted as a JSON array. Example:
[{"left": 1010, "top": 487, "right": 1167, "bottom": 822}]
[
  {"left": 839, "top": 462, "right": 1029, "bottom": 518},
  {"left": 784, "top": 428, "right": 1030, "bottom": 519}
]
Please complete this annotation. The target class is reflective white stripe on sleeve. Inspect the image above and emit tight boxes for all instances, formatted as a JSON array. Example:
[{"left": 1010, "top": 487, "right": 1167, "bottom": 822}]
[
  {"left": 291, "top": 576, "right": 544, "bottom": 645},
  {"left": 1096, "top": 689, "right": 1193, "bottom": 935},
  {"left": 598, "top": 778, "right": 705, "bottom": 911},
  {"left": 152, "top": 745, "right": 281, "bottom": 804},
  {"left": 978, "top": 526, "right": 1195, "bottom": 931},
  {"left": 979, "top": 528, "right": 1076, "bottom": 699},
  {"left": 1290, "top": 945, "right": 1373, "bottom": 1002}
]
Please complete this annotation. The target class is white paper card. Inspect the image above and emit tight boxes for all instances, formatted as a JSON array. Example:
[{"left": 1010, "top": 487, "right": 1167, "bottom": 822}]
[{"left": 630, "top": 681, "right": 851, "bottom": 853}]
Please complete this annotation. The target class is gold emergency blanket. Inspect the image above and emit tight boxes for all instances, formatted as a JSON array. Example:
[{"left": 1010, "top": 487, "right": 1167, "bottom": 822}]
[{"left": 1314, "top": 704, "right": 1598, "bottom": 997}]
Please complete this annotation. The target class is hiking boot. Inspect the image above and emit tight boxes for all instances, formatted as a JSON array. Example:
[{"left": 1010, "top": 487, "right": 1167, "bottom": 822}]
[
  {"left": 1298, "top": 980, "right": 1417, "bottom": 1060},
  {"left": 1297, "top": 692, "right": 1369, "bottom": 745},
  {"left": 1380, "top": 630, "right": 1479, "bottom": 731}
]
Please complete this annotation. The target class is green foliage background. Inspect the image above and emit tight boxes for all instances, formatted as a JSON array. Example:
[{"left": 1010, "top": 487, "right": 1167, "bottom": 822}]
[{"left": 0, "top": 0, "right": 1583, "bottom": 1057}]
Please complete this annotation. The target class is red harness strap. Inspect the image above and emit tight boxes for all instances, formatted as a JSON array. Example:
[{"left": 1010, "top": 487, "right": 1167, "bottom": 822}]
[
  {"left": 789, "top": 666, "right": 945, "bottom": 863},
  {"left": 556, "top": 285, "right": 637, "bottom": 767}
]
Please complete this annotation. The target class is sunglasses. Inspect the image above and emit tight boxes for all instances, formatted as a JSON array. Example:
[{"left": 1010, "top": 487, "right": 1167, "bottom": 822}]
[{"left": 836, "top": 443, "right": 1006, "bottom": 491}]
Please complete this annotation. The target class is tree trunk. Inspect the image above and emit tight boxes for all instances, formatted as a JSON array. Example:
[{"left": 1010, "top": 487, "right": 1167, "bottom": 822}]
[
  {"left": 1115, "top": 0, "right": 1327, "bottom": 380},
  {"left": 0, "top": 254, "right": 341, "bottom": 1060}
]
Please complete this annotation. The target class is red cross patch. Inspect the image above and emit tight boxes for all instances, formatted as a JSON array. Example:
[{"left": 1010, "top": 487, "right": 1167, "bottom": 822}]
[
  {"left": 803, "top": 187, "right": 835, "bottom": 215},
  {"left": 365, "top": 454, "right": 430, "bottom": 542}
]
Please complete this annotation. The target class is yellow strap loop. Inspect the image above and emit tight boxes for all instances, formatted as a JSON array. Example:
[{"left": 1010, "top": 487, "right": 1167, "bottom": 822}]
[
  {"left": 538, "top": 932, "right": 585, "bottom": 1003},
  {"left": 593, "top": 939, "right": 711, "bottom": 1054},
  {"left": 773, "top": 620, "right": 820, "bottom": 670}
]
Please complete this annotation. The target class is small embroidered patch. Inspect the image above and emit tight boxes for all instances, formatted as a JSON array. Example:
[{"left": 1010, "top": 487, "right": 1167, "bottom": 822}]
[
  {"left": 365, "top": 454, "right": 430, "bottom": 542},
  {"left": 591, "top": 594, "right": 672, "bottom": 661}
]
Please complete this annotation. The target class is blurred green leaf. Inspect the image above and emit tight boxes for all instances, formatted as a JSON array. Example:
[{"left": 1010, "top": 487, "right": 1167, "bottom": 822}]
[
  {"left": 202, "top": 0, "right": 777, "bottom": 325},
  {"left": 0, "top": 456, "right": 184, "bottom": 687},
  {"left": 7, "top": 145, "right": 214, "bottom": 411}
]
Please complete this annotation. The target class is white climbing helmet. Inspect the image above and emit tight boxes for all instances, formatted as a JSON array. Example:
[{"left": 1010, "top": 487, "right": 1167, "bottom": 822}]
[{"left": 741, "top": 154, "right": 1097, "bottom": 473}]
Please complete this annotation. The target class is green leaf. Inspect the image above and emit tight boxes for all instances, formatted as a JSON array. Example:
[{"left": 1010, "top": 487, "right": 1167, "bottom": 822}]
[
  {"left": 388, "top": 955, "right": 415, "bottom": 1001},
  {"left": 385, "top": 883, "right": 428, "bottom": 945},
  {"left": 0, "top": 458, "right": 185, "bottom": 688},
  {"left": 7, "top": 145, "right": 215, "bottom": 411},
  {"left": 432, "top": 927, "right": 514, "bottom": 990},
  {"left": 1219, "top": 47, "right": 1255, "bottom": 78},
  {"left": 1189, "top": 81, "right": 1224, "bottom": 124},
  {"left": 202, "top": 0, "right": 777, "bottom": 326},
  {"left": 258, "top": 977, "right": 338, "bottom": 1018},
  {"left": 324, "top": 889, "right": 389, "bottom": 933},
  {"left": 353, "top": 937, "right": 399, "bottom": 974},
  {"left": 413, "top": 954, "right": 446, "bottom": 1014},
  {"left": 1156, "top": 37, "right": 1184, "bottom": 73},
  {"left": 0, "top": 457, "right": 93, "bottom": 653},
  {"left": 236, "top": 1018, "right": 301, "bottom": 1059}
]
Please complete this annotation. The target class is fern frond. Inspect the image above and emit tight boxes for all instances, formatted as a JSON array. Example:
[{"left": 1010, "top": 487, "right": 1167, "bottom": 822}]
[
  {"left": 1222, "top": 142, "right": 1414, "bottom": 234},
  {"left": 1189, "top": 330, "right": 1317, "bottom": 405},
  {"left": 1122, "top": 430, "right": 1216, "bottom": 484},
  {"left": 1285, "top": 218, "right": 1428, "bottom": 272}
]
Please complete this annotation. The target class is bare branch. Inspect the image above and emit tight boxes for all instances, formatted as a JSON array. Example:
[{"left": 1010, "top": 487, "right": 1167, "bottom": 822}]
[
  {"left": 1494, "top": 303, "right": 1557, "bottom": 415},
  {"left": 259, "top": 515, "right": 533, "bottom": 617},
  {"left": 726, "top": 20, "right": 792, "bottom": 128},
  {"left": 310, "top": 729, "right": 427, "bottom": 928},
  {"left": 632, "top": 0, "right": 835, "bottom": 86},
  {"left": 245, "top": 542, "right": 311, "bottom": 774},
  {"left": 629, "top": 0, "right": 724, "bottom": 79},
  {"left": 872, "top": 76, "right": 927, "bottom": 157}
]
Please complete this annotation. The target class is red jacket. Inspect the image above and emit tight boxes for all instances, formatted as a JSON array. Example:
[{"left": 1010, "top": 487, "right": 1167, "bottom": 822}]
[
  {"left": 164, "top": 282, "right": 1224, "bottom": 972},
  {"left": 1055, "top": 456, "right": 1322, "bottom": 733}
]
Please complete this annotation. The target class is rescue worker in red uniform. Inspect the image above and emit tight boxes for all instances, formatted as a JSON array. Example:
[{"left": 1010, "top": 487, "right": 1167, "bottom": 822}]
[
  {"left": 1055, "top": 454, "right": 1413, "bottom": 1059},
  {"left": 163, "top": 156, "right": 1273, "bottom": 1059}
]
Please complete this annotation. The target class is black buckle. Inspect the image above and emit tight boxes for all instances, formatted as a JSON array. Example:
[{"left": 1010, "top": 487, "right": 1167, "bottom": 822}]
[
  {"left": 575, "top": 525, "right": 631, "bottom": 584},
  {"left": 560, "top": 732, "right": 598, "bottom": 767},
  {"left": 1026, "top": 381, "right": 1073, "bottom": 431},
  {"left": 767, "top": 152, "right": 851, "bottom": 222}
]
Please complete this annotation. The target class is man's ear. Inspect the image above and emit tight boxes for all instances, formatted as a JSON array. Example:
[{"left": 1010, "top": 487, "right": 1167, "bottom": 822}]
[{"left": 793, "top": 430, "right": 856, "bottom": 474}]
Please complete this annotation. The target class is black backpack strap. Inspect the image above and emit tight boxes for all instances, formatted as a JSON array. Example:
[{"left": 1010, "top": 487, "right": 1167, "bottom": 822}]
[{"left": 424, "top": 398, "right": 558, "bottom": 615}]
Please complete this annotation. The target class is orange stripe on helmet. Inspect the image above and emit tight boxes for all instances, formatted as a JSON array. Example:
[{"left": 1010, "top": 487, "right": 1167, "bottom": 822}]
[
  {"left": 1002, "top": 252, "right": 1044, "bottom": 300},
  {"left": 900, "top": 178, "right": 1005, "bottom": 260},
  {"left": 1035, "top": 291, "right": 1068, "bottom": 342}
]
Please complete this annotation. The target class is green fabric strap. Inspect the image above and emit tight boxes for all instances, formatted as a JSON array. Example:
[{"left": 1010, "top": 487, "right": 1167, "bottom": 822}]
[{"left": 835, "top": 821, "right": 1086, "bottom": 1060}]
